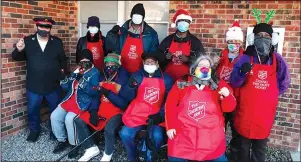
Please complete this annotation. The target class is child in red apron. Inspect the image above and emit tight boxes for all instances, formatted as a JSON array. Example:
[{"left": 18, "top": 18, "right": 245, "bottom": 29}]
[
  {"left": 158, "top": 9, "right": 205, "bottom": 81},
  {"left": 230, "top": 19, "right": 290, "bottom": 162},
  {"left": 119, "top": 51, "right": 174, "bottom": 162},
  {"left": 165, "top": 54, "right": 236, "bottom": 162},
  {"left": 76, "top": 16, "right": 106, "bottom": 71},
  {"left": 50, "top": 49, "right": 101, "bottom": 158},
  {"left": 74, "top": 53, "right": 130, "bottom": 162},
  {"left": 215, "top": 19, "right": 244, "bottom": 160}
]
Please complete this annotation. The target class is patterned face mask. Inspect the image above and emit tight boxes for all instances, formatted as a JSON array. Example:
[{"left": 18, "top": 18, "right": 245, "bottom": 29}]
[
  {"left": 228, "top": 43, "right": 240, "bottom": 53},
  {"left": 79, "top": 61, "right": 92, "bottom": 70},
  {"left": 194, "top": 66, "right": 212, "bottom": 80}
]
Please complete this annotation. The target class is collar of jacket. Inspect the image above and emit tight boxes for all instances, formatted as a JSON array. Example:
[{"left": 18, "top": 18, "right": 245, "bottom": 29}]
[
  {"left": 122, "top": 20, "right": 153, "bottom": 36},
  {"left": 85, "top": 31, "right": 101, "bottom": 42},
  {"left": 173, "top": 31, "right": 192, "bottom": 43},
  {"left": 141, "top": 68, "right": 162, "bottom": 78}
]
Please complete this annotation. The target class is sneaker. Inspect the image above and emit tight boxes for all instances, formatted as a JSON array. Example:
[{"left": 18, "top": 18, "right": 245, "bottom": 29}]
[
  {"left": 78, "top": 145, "right": 100, "bottom": 162},
  {"left": 49, "top": 131, "right": 56, "bottom": 141},
  {"left": 68, "top": 146, "right": 80, "bottom": 159},
  {"left": 100, "top": 152, "right": 113, "bottom": 161},
  {"left": 26, "top": 131, "right": 40, "bottom": 142},
  {"left": 53, "top": 141, "right": 69, "bottom": 154}
]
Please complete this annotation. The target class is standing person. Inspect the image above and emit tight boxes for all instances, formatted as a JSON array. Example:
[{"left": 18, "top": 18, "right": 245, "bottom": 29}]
[
  {"left": 230, "top": 9, "right": 290, "bottom": 162},
  {"left": 12, "top": 17, "right": 67, "bottom": 142},
  {"left": 158, "top": 9, "right": 205, "bottom": 81},
  {"left": 119, "top": 51, "right": 173, "bottom": 162},
  {"left": 165, "top": 54, "right": 237, "bottom": 162},
  {"left": 106, "top": 3, "right": 159, "bottom": 73},
  {"left": 215, "top": 19, "right": 244, "bottom": 159},
  {"left": 50, "top": 49, "right": 101, "bottom": 158},
  {"left": 74, "top": 53, "right": 130, "bottom": 162},
  {"left": 76, "top": 16, "right": 107, "bottom": 71}
]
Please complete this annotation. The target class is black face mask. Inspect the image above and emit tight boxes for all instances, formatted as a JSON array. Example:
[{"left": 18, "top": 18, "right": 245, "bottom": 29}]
[
  {"left": 104, "top": 65, "right": 118, "bottom": 76},
  {"left": 254, "top": 36, "right": 272, "bottom": 56},
  {"left": 79, "top": 61, "right": 92, "bottom": 70},
  {"left": 37, "top": 29, "right": 50, "bottom": 37}
]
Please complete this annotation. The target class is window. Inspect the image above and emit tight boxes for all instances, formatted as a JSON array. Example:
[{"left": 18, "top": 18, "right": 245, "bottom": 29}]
[
  {"left": 246, "top": 27, "right": 286, "bottom": 55},
  {"left": 78, "top": 1, "right": 169, "bottom": 42}
]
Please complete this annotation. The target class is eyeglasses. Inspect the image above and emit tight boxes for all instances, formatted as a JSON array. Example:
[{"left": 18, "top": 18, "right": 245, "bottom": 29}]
[
  {"left": 37, "top": 24, "right": 52, "bottom": 29},
  {"left": 255, "top": 32, "right": 271, "bottom": 38},
  {"left": 144, "top": 60, "right": 157, "bottom": 65}
]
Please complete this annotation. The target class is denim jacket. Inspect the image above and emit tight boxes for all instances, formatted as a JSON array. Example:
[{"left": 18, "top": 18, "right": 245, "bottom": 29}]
[{"left": 60, "top": 66, "right": 101, "bottom": 111}]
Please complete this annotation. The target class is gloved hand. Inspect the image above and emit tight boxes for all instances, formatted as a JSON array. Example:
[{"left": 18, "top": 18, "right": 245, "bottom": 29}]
[
  {"left": 147, "top": 113, "right": 163, "bottom": 126},
  {"left": 89, "top": 109, "right": 98, "bottom": 127},
  {"left": 95, "top": 86, "right": 110, "bottom": 96},
  {"left": 179, "top": 55, "right": 189, "bottom": 63},
  {"left": 128, "top": 77, "right": 138, "bottom": 88},
  {"left": 240, "top": 62, "right": 252, "bottom": 74},
  {"left": 110, "top": 25, "right": 120, "bottom": 34},
  {"left": 166, "top": 53, "right": 173, "bottom": 60}
]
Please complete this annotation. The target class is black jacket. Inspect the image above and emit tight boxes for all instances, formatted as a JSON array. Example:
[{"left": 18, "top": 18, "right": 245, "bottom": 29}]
[
  {"left": 75, "top": 31, "right": 107, "bottom": 64},
  {"left": 158, "top": 32, "right": 205, "bottom": 69},
  {"left": 12, "top": 34, "right": 67, "bottom": 94}
]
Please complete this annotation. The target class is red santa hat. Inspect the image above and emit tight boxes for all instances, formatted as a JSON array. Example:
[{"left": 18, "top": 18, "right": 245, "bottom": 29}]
[
  {"left": 226, "top": 19, "right": 244, "bottom": 42},
  {"left": 170, "top": 9, "right": 192, "bottom": 28}
]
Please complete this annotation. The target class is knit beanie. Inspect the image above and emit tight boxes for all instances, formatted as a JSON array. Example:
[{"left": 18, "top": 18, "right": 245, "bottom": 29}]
[
  {"left": 104, "top": 53, "right": 121, "bottom": 65},
  {"left": 87, "top": 16, "right": 100, "bottom": 28},
  {"left": 78, "top": 49, "right": 94, "bottom": 63},
  {"left": 253, "top": 23, "right": 273, "bottom": 37},
  {"left": 131, "top": 3, "right": 145, "bottom": 19}
]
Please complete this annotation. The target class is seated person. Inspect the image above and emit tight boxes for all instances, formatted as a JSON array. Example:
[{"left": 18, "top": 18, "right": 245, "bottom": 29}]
[
  {"left": 74, "top": 53, "right": 130, "bottom": 161},
  {"left": 50, "top": 49, "right": 101, "bottom": 158},
  {"left": 119, "top": 51, "right": 173, "bottom": 162}
]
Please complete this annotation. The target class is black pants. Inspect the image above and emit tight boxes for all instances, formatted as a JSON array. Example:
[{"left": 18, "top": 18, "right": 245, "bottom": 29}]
[
  {"left": 224, "top": 112, "right": 239, "bottom": 151},
  {"left": 74, "top": 114, "right": 122, "bottom": 154},
  {"left": 237, "top": 134, "right": 268, "bottom": 162}
]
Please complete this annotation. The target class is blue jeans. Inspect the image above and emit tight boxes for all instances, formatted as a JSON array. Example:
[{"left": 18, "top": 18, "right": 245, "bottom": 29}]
[
  {"left": 119, "top": 125, "right": 164, "bottom": 161},
  {"left": 168, "top": 153, "right": 228, "bottom": 162},
  {"left": 26, "top": 89, "right": 61, "bottom": 132}
]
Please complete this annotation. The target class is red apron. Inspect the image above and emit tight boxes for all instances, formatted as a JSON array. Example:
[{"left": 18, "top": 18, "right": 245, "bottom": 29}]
[
  {"left": 168, "top": 86, "right": 226, "bottom": 161},
  {"left": 234, "top": 53, "right": 278, "bottom": 139},
  {"left": 86, "top": 36, "right": 105, "bottom": 71},
  {"left": 122, "top": 75, "right": 166, "bottom": 127},
  {"left": 61, "top": 81, "right": 83, "bottom": 115},
  {"left": 165, "top": 39, "right": 191, "bottom": 80},
  {"left": 216, "top": 49, "right": 243, "bottom": 98},
  {"left": 79, "top": 81, "right": 123, "bottom": 130},
  {"left": 120, "top": 33, "right": 144, "bottom": 73}
]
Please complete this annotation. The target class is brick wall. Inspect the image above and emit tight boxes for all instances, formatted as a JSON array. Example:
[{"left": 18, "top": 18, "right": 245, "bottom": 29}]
[
  {"left": 169, "top": 0, "right": 300, "bottom": 151},
  {"left": 1, "top": 1, "right": 78, "bottom": 136},
  {"left": 1, "top": 0, "right": 300, "bottom": 152}
]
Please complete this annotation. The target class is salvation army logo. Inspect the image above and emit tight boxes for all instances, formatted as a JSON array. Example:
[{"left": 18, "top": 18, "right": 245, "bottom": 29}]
[
  {"left": 220, "top": 66, "right": 233, "bottom": 82},
  {"left": 144, "top": 87, "right": 160, "bottom": 104},
  {"left": 258, "top": 70, "right": 267, "bottom": 80},
  {"left": 130, "top": 45, "right": 136, "bottom": 52},
  {"left": 172, "top": 51, "right": 183, "bottom": 65},
  {"left": 91, "top": 47, "right": 100, "bottom": 59},
  {"left": 187, "top": 101, "right": 206, "bottom": 121}
]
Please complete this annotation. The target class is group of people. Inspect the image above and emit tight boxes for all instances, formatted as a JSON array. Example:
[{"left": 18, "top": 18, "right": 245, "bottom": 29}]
[{"left": 12, "top": 3, "right": 290, "bottom": 162}]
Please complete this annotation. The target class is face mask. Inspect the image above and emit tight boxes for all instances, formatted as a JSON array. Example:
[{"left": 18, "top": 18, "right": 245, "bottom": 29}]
[
  {"left": 177, "top": 21, "right": 190, "bottom": 33},
  {"left": 132, "top": 14, "right": 143, "bottom": 25},
  {"left": 104, "top": 65, "right": 118, "bottom": 76},
  {"left": 144, "top": 65, "right": 157, "bottom": 74},
  {"left": 254, "top": 37, "right": 272, "bottom": 56},
  {"left": 88, "top": 27, "right": 99, "bottom": 34},
  {"left": 228, "top": 44, "right": 240, "bottom": 53},
  {"left": 79, "top": 61, "right": 92, "bottom": 70},
  {"left": 194, "top": 67, "right": 212, "bottom": 80},
  {"left": 37, "top": 29, "right": 50, "bottom": 37}
]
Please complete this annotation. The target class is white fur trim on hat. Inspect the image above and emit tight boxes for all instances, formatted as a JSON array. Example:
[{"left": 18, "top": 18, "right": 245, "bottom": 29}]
[
  {"left": 171, "top": 14, "right": 192, "bottom": 28},
  {"left": 171, "top": 23, "right": 176, "bottom": 28},
  {"left": 226, "top": 26, "right": 244, "bottom": 42},
  {"left": 272, "top": 32, "right": 279, "bottom": 45}
]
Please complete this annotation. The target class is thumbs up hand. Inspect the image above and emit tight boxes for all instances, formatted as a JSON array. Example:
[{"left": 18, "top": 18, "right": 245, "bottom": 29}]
[{"left": 16, "top": 35, "right": 25, "bottom": 52}]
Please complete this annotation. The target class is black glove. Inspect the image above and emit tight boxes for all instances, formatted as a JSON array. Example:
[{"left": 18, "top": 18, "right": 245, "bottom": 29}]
[
  {"left": 89, "top": 109, "right": 98, "bottom": 127},
  {"left": 128, "top": 77, "right": 138, "bottom": 88},
  {"left": 111, "top": 25, "right": 120, "bottom": 34},
  {"left": 76, "top": 73, "right": 83, "bottom": 81},
  {"left": 179, "top": 55, "right": 189, "bottom": 63},
  {"left": 96, "top": 86, "right": 110, "bottom": 96},
  {"left": 59, "top": 71, "right": 67, "bottom": 80},
  {"left": 166, "top": 53, "right": 173, "bottom": 60},
  {"left": 240, "top": 63, "right": 252, "bottom": 74},
  {"left": 147, "top": 113, "right": 163, "bottom": 126}
]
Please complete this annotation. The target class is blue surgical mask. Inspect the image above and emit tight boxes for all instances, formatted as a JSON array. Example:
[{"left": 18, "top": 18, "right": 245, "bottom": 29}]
[{"left": 177, "top": 21, "right": 189, "bottom": 33}]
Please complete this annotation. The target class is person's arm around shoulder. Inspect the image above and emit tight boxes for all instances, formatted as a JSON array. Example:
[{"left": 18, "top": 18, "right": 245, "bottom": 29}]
[{"left": 119, "top": 70, "right": 143, "bottom": 102}]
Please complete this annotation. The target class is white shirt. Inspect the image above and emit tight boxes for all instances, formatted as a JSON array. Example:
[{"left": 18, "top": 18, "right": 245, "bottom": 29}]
[{"left": 37, "top": 37, "right": 48, "bottom": 52}]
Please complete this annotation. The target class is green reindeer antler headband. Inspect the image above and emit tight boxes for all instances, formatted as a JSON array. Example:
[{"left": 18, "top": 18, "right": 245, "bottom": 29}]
[{"left": 252, "top": 8, "right": 275, "bottom": 24}]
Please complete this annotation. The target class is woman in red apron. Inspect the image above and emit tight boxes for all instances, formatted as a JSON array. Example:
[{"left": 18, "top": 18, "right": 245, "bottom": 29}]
[
  {"left": 76, "top": 16, "right": 106, "bottom": 71},
  {"left": 165, "top": 54, "right": 236, "bottom": 162},
  {"left": 215, "top": 19, "right": 244, "bottom": 160},
  {"left": 119, "top": 51, "right": 174, "bottom": 162},
  {"left": 50, "top": 49, "right": 101, "bottom": 158},
  {"left": 158, "top": 9, "right": 205, "bottom": 81},
  {"left": 74, "top": 53, "right": 130, "bottom": 162}
]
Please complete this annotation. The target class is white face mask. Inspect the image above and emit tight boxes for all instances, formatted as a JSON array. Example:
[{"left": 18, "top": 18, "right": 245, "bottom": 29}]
[
  {"left": 132, "top": 14, "right": 143, "bottom": 25},
  {"left": 88, "top": 27, "right": 99, "bottom": 34},
  {"left": 144, "top": 65, "right": 157, "bottom": 74}
]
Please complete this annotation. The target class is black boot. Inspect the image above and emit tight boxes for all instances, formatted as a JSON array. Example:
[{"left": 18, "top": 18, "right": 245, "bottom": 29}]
[
  {"left": 49, "top": 131, "right": 56, "bottom": 141},
  {"left": 53, "top": 141, "right": 69, "bottom": 154},
  {"left": 26, "top": 131, "right": 40, "bottom": 142},
  {"left": 68, "top": 146, "right": 80, "bottom": 159}
]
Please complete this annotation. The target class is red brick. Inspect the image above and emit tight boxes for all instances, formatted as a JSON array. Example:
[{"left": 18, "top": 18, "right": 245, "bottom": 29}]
[
  {"left": 4, "top": 18, "right": 17, "bottom": 23},
  {"left": 16, "top": 8, "right": 28, "bottom": 14},
  {"left": 3, "top": 7, "right": 16, "bottom": 13}
]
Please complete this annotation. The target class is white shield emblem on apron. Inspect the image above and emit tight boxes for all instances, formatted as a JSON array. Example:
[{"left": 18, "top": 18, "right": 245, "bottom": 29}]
[{"left": 187, "top": 101, "right": 206, "bottom": 121}]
